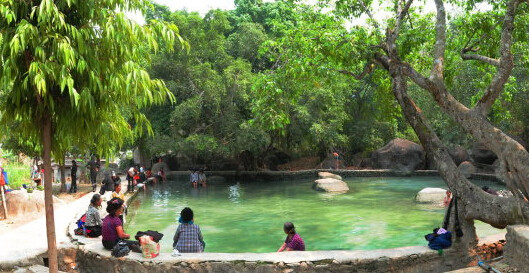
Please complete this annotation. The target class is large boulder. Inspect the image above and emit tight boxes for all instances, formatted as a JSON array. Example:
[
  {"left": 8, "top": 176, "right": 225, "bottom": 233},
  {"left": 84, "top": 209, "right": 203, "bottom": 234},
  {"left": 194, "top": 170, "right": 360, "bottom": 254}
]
[
  {"left": 369, "top": 138, "right": 426, "bottom": 172},
  {"left": 151, "top": 161, "right": 170, "bottom": 173},
  {"left": 318, "top": 155, "right": 345, "bottom": 169},
  {"left": 313, "top": 178, "right": 349, "bottom": 193},
  {"left": 415, "top": 188, "right": 447, "bottom": 203},
  {"left": 471, "top": 143, "right": 497, "bottom": 165},
  {"left": 262, "top": 149, "right": 291, "bottom": 171},
  {"left": 5, "top": 190, "right": 64, "bottom": 218},
  {"left": 449, "top": 146, "right": 471, "bottom": 166},
  {"left": 318, "top": 172, "right": 342, "bottom": 180},
  {"left": 458, "top": 161, "right": 476, "bottom": 178}
]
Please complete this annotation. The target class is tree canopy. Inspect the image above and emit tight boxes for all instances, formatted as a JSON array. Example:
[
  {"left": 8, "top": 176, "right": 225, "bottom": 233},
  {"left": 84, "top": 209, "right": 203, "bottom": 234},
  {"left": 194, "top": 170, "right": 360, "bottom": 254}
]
[{"left": 0, "top": 0, "right": 183, "bottom": 271}]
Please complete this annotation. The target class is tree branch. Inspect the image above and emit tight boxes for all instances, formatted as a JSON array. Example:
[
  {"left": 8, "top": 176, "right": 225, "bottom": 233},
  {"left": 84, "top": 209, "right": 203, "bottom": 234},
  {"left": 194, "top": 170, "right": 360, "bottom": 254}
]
[
  {"left": 473, "top": 0, "right": 520, "bottom": 115},
  {"left": 460, "top": 50, "right": 500, "bottom": 66},
  {"left": 388, "top": 63, "right": 529, "bottom": 229},
  {"left": 374, "top": 52, "right": 390, "bottom": 70},
  {"left": 386, "top": 0, "right": 414, "bottom": 60},
  {"left": 395, "top": 0, "right": 414, "bottom": 37},
  {"left": 400, "top": 61, "right": 472, "bottom": 113},
  {"left": 431, "top": 0, "right": 446, "bottom": 85},
  {"left": 335, "top": 62, "right": 374, "bottom": 80},
  {"left": 358, "top": 0, "right": 381, "bottom": 32}
]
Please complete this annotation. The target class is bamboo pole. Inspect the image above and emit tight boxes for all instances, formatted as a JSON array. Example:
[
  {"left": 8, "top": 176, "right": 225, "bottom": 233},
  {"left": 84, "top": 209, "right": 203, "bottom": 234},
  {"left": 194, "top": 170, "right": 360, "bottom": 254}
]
[{"left": 1, "top": 185, "right": 7, "bottom": 219}]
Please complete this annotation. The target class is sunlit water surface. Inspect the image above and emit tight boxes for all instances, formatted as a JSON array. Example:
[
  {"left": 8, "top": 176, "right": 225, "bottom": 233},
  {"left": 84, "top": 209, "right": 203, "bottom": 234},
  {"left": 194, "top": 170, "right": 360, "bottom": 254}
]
[{"left": 125, "top": 176, "right": 502, "bottom": 253}]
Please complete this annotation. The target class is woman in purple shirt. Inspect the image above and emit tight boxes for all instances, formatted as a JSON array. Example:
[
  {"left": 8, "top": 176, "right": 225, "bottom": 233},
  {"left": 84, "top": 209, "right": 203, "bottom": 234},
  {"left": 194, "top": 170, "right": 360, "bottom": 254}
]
[
  {"left": 277, "top": 222, "right": 305, "bottom": 251},
  {"left": 101, "top": 198, "right": 138, "bottom": 250}
]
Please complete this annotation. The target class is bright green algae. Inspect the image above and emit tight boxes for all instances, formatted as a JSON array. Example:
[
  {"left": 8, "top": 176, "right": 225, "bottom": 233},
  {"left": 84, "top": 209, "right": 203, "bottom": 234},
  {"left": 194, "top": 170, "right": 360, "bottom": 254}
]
[{"left": 125, "top": 176, "right": 502, "bottom": 253}]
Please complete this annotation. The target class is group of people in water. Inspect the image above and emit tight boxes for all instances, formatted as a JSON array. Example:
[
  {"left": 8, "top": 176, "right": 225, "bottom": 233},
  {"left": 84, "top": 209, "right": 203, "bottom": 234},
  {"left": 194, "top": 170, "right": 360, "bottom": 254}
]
[
  {"left": 80, "top": 170, "right": 305, "bottom": 254},
  {"left": 189, "top": 168, "right": 207, "bottom": 188}
]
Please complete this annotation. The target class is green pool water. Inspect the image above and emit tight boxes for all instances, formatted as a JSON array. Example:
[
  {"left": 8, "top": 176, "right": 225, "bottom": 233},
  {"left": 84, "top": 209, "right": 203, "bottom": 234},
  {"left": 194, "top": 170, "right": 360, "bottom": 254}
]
[{"left": 124, "top": 176, "right": 502, "bottom": 253}]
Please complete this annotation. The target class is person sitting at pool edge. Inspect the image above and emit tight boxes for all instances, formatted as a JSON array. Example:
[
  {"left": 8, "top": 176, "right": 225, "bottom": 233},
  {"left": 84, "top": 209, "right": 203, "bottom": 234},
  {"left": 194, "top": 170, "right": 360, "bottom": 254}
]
[
  {"left": 112, "top": 181, "right": 125, "bottom": 200},
  {"left": 278, "top": 222, "right": 305, "bottom": 252},
  {"left": 101, "top": 197, "right": 139, "bottom": 250},
  {"left": 173, "top": 207, "right": 205, "bottom": 253},
  {"left": 84, "top": 194, "right": 103, "bottom": 237}
]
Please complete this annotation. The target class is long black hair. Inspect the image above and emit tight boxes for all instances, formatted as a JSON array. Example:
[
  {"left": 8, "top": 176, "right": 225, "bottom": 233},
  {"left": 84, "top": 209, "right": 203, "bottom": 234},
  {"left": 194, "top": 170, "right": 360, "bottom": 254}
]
[
  {"left": 284, "top": 222, "right": 296, "bottom": 235},
  {"left": 106, "top": 197, "right": 124, "bottom": 216}
]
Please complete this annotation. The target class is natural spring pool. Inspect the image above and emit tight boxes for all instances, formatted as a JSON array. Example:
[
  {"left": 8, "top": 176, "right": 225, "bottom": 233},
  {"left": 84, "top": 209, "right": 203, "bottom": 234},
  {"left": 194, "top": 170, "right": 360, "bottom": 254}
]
[{"left": 125, "top": 176, "right": 502, "bottom": 253}]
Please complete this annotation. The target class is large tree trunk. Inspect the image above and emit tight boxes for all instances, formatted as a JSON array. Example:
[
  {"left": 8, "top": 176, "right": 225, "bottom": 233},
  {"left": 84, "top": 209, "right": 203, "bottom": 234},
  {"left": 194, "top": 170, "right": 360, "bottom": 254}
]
[
  {"left": 373, "top": 0, "right": 529, "bottom": 235},
  {"left": 388, "top": 63, "right": 529, "bottom": 224},
  {"left": 388, "top": 63, "right": 478, "bottom": 257},
  {"left": 42, "top": 112, "right": 59, "bottom": 273},
  {"left": 397, "top": 0, "right": 529, "bottom": 200}
]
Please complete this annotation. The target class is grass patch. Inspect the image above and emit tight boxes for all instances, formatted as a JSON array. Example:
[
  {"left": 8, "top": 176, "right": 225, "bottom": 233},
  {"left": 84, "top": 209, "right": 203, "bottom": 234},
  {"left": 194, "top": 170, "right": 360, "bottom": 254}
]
[{"left": 3, "top": 163, "right": 31, "bottom": 189}]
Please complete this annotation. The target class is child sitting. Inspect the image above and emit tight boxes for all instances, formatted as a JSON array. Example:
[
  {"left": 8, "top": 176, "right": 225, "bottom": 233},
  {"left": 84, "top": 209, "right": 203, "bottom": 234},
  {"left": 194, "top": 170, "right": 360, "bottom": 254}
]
[
  {"left": 198, "top": 169, "right": 207, "bottom": 187},
  {"left": 277, "top": 222, "right": 305, "bottom": 252},
  {"left": 172, "top": 207, "right": 205, "bottom": 253},
  {"left": 190, "top": 169, "right": 199, "bottom": 188}
]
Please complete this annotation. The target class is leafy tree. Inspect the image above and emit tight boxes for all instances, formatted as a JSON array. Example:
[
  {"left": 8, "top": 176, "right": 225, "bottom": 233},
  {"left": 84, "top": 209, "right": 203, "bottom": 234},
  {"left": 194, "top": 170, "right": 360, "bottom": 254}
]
[
  {"left": 269, "top": 0, "right": 529, "bottom": 263},
  {"left": 251, "top": 5, "right": 405, "bottom": 158},
  {"left": 144, "top": 7, "right": 271, "bottom": 164},
  {"left": 0, "top": 0, "right": 182, "bottom": 271}
]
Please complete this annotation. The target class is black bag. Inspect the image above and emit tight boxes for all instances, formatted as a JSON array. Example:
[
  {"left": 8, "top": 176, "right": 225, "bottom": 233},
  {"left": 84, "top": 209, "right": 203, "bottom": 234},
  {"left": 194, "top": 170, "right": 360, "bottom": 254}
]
[
  {"left": 134, "top": 230, "right": 164, "bottom": 243},
  {"left": 85, "top": 226, "right": 102, "bottom": 238},
  {"left": 454, "top": 198, "right": 464, "bottom": 237},
  {"left": 442, "top": 195, "right": 463, "bottom": 238},
  {"left": 111, "top": 240, "right": 130, "bottom": 257}
]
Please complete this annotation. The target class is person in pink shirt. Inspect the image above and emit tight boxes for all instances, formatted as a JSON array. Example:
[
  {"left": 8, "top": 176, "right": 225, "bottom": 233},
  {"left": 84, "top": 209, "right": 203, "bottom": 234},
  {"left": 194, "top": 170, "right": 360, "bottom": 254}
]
[{"left": 277, "top": 222, "right": 305, "bottom": 252}]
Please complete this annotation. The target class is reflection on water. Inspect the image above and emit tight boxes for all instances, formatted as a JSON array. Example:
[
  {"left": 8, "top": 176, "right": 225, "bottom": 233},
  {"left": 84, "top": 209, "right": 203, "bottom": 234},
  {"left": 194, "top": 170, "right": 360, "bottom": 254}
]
[
  {"left": 125, "top": 176, "right": 503, "bottom": 253},
  {"left": 228, "top": 182, "right": 241, "bottom": 203}
]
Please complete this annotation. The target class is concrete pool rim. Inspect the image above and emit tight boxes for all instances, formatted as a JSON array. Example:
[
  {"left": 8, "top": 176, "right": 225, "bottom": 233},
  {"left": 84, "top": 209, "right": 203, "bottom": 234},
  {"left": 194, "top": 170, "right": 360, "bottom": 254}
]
[{"left": 59, "top": 170, "right": 505, "bottom": 272}]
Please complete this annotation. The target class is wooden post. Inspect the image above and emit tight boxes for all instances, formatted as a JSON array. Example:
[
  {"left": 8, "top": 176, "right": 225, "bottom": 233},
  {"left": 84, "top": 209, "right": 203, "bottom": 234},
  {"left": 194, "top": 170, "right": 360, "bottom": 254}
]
[{"left": 0, "top": 185, "right": 7, "bottom": 219}]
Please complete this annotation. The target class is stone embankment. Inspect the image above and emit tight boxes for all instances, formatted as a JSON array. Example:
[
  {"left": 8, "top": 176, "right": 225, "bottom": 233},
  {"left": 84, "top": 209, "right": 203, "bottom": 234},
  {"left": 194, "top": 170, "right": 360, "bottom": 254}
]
[{"left": 66, "top": 245, "right": 485, "bottom": 273}]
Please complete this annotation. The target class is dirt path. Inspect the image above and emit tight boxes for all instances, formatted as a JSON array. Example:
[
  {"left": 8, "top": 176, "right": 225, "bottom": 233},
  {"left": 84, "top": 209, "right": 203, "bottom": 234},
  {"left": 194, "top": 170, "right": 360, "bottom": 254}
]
[{"left": 0, "top": 183, "right": 94, "bottom": 234}]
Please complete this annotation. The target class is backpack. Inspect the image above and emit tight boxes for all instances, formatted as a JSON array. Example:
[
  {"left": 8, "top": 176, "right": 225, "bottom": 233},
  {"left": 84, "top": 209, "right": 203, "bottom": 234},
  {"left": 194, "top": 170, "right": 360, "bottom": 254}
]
[
  {"left": 111, "top": 240, "right": 130, "bottom": 257},
  {"left": 74, "top": 214, "right": 87, "bottom": 235}
]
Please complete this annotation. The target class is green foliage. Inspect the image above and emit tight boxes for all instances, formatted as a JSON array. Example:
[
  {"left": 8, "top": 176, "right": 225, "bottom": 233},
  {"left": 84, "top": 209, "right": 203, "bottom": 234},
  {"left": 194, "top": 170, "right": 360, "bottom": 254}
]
[
  {"left": 139, "top": 0, "right": 529, "bottom": 166},
  {"left": 144, "top": 6, "right": 272, "bottom": 162},
  {"left": 3, "top": 162, "right": 30, "bottom": 189},
  {"left": 227, "top": 22, "right": 268, "bottom": 69},
  {"left": 0, "top": 0, "right": 184, "bottom": 160}
]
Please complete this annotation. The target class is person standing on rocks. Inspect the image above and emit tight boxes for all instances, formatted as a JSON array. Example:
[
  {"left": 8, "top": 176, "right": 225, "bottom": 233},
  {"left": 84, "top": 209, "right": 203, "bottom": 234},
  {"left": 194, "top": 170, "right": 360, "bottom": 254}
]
[
  {"left": 86, "top": 157, "right": 100, "bottom": 192},
  {"left": 69, "top": 160, "right": 78, "bottom": 193},
  {"left": 99, "top": 171, "right": 113, "bottom": 195},
  {"left": 126, "top": 166, "right": 135, "bottom": 193},
  {"left": 333, "top": 152, "right": 340, "bottom": 170}
]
